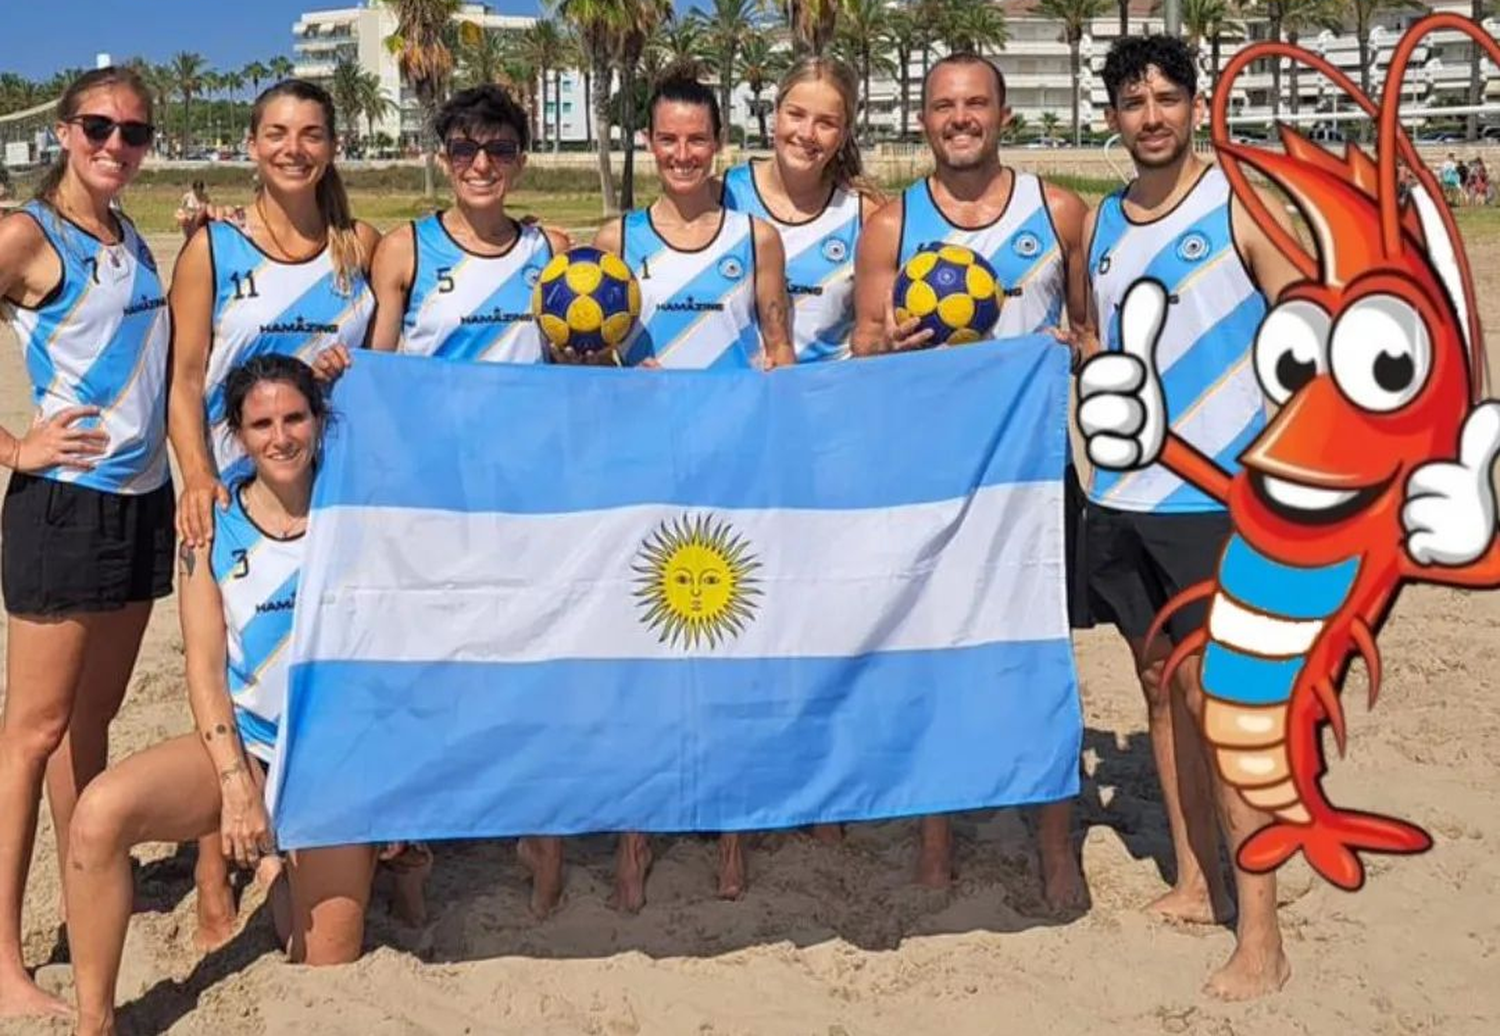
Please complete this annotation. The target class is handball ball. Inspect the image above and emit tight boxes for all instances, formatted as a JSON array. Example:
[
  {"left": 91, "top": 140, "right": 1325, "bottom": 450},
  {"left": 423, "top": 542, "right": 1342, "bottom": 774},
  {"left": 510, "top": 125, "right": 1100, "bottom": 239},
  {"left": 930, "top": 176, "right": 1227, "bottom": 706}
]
[
  {"left": 531, "top": 246, "right": 642, "bottom": 359},
  {"left": 892, "top": 243, "right": 1001, "bottom": 346}
]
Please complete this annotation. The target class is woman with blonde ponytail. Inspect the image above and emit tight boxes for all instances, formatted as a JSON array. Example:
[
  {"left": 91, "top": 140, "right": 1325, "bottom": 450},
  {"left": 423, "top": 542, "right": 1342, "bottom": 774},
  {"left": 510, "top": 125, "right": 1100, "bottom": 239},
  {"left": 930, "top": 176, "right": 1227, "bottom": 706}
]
[
  {"left": 164, "top": 79, "right": 383, "bottom": 949},
  {"left": 720, "top": 57, "right": 884, "bottom": 363}
]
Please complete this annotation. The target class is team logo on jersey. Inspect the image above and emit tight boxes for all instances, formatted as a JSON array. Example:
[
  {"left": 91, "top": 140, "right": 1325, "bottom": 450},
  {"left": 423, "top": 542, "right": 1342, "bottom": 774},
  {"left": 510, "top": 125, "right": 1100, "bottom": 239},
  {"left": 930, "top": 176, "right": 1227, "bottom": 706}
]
[
  {"left": 718, "top": 256, "right": 745, "bottom": 280},
  {"left": 523, "top": 264, "right": 543, "bottom": 288},
  {"left": 1013, "top": 232, "right": 1042, "bottom": 258},
  {"left": 821, "top": 237, "right": 849, "bottom": 263},
  {"left": 632, "top": 513, "right": 761, "bottom": 650},
  {"left": 1176, "top": 231, "right": 1211, "bottom": 262}
]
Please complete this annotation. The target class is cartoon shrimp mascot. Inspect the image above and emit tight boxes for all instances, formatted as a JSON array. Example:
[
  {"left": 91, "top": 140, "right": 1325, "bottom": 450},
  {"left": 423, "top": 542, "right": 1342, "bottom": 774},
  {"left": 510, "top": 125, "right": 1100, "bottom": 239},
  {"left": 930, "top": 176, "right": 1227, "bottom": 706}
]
[{"left": 1077, "top": 14, "right": 1500, "bottom": 891}]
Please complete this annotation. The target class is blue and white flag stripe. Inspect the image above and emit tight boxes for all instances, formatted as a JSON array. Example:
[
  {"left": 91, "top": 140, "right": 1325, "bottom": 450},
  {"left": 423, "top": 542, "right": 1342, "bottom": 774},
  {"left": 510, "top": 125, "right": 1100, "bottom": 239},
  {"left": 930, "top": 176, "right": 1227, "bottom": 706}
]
[{"left": 270, "top": 336, "right": 1082, "bottom": 847}]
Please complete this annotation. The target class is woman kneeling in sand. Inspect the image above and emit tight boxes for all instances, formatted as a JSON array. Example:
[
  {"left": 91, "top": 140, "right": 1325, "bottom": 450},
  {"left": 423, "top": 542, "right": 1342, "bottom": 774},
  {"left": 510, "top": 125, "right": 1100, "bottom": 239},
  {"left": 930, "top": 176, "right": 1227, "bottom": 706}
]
[{"left": 64, "top": 355, "right": 411, "bottom": 1036}]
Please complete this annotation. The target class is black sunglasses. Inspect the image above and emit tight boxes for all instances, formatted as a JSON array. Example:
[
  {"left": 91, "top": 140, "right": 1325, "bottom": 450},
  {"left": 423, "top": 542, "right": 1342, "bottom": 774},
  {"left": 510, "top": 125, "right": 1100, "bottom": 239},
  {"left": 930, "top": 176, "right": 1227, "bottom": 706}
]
[
  {"left": 68, "top": 114, "right": 155, "bottom": 148},
  {"left": 445, "top": 137, "right": 522, "bottom": 164}
]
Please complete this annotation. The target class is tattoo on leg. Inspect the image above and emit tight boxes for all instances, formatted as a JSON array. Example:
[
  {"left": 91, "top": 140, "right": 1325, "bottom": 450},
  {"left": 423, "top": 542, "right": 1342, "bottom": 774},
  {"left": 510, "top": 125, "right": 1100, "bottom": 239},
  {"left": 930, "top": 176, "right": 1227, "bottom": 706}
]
[{"left": 179, "top": 543, "right": 198, "bottom": 577}]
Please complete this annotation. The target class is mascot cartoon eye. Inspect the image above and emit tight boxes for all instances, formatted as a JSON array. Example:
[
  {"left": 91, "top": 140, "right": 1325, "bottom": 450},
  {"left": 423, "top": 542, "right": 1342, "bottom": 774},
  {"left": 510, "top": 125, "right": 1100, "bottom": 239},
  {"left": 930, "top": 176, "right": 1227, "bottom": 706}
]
[
  {"left": 1329, "top": 294, "right": 1431, "bottom": 413},
  {"left": 1253, "top": 299, "right": 1329, "bottom": 404}
]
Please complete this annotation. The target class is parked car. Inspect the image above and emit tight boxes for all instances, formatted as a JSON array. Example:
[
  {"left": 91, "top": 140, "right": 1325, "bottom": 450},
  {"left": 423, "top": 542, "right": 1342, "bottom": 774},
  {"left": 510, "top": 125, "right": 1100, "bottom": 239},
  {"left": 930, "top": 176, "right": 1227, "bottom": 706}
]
[{"left": 1024, "top": 137, "right": 1067, "bottom": 149}]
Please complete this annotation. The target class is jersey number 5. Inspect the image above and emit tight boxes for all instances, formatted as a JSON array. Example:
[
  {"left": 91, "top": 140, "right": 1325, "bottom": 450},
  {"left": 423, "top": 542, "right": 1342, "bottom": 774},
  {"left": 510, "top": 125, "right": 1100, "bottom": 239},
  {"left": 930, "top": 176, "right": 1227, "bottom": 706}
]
[{"left": 437, "top": 267, "right": 456, "bottom": 294}]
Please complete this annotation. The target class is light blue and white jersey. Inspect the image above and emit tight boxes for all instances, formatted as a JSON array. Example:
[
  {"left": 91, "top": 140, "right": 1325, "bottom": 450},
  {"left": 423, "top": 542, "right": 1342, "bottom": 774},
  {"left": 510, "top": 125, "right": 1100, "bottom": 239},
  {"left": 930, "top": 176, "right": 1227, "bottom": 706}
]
[
  {"left": 619, "top": 207, "right": 760, "bottom": 369},
  {"left": 211, "top": 485, "right": 303, "bottom": 764},
  {"left": 203, "top": 222, "right": 374, "bottom": 483},
  {"left": 722, "top": 161, "right": 859, "bottom": 362},
  {"left": 1087, "top": 165, "right": 1268, "bottom": 514},
  {"left": 2, "top": 202, "right": 169, "bottom": 494},
  {"left": 898, "top": 171, "right": 1066, "bottom": 339},
  {"left": 399, "top": 213, "right": 552, "bottom": 362}
]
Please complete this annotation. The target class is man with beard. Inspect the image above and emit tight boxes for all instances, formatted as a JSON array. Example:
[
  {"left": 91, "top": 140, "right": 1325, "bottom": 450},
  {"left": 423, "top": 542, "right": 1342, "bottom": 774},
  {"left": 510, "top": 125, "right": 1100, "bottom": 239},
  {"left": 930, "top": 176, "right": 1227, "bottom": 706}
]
[
  {"left": 1079, "top": 35, "right": 1303, "bottom": 999},
  {"left": 850, "top": 52, "right": 1091, "bottom": 913}
]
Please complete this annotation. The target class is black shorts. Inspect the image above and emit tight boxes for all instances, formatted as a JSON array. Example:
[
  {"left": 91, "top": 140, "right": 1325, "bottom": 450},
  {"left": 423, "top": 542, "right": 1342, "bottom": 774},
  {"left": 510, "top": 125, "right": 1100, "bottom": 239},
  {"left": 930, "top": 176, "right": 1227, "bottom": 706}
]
[
  {"left": 2, "top": 473, "right": 175, "bottom": 617},
  {"left": 1078, "top": 500, "right": 1231, "bottom": 644}
]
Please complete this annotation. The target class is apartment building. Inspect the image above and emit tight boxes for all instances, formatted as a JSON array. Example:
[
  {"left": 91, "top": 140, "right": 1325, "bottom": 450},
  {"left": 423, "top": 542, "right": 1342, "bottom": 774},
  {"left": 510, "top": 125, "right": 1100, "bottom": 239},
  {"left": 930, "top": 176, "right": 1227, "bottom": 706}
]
[{"left": 293, "top": 0, "right": 1500, "bottom": 148}]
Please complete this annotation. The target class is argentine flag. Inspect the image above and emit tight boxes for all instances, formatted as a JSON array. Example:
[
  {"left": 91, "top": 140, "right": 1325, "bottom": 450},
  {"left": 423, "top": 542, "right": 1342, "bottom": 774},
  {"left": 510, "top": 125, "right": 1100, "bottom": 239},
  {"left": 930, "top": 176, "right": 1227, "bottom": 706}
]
[{"left": 270, "top": 338, "right": 1082, "bottom": 848}]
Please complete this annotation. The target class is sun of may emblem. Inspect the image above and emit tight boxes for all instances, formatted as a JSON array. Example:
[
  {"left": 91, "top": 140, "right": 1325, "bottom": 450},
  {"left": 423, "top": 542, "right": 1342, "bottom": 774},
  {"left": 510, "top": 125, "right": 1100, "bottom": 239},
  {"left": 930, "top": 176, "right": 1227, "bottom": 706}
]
[{"left": 632, "top": 514, "right": 762, "bottom": 649}]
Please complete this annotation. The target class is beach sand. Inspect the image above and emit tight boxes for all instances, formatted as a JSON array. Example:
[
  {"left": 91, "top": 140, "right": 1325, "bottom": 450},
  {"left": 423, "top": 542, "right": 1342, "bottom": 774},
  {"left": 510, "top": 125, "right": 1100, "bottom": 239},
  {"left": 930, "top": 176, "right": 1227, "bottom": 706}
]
[{"left": 1, "top": 232, "right": 1497, "bottom": 1035}]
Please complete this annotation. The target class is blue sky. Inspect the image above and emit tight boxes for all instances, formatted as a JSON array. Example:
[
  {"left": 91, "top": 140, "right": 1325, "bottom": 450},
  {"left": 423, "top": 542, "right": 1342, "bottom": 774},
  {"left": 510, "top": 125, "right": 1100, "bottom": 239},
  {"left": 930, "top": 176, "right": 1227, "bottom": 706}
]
[{"left": 0, "top": 0, "right": 591, "bottom": 82}]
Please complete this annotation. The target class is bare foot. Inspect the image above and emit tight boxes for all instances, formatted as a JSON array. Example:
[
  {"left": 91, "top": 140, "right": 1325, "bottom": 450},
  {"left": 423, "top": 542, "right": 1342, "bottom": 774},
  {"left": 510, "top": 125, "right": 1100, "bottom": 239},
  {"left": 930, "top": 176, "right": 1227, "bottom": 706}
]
[
  {"left": 915, "top": 822, "right": 955, "bottom": 889},
  {"left": 0, "top": 967, "right": 71, "bottom": 1019},
  {"left": 608, "top": 833, "right": 652, "bottom": 914},
  {"left": 381, "top": 843, "right": 432, "bottom": 927},
  {"left": 717, "top": 834, "right": 746, "bottom": 900},
  {"left": 1040, "top": 848, "right": 1088, "bottom": 914},
  {"left": 1203, "top": 943, "right": 1291, "bottom": 1000},
  {"left": 517, "top": 836, "right": 564, "bottom": 919},
  {"left": 809, "top": 823, "right": 844, "bottom": 845},
  {"left": 1145, "top": 884, "right": 1232, "bottom": 926},
  {"left": 192, "top": 874, "right": 238, "bottom": 952}
]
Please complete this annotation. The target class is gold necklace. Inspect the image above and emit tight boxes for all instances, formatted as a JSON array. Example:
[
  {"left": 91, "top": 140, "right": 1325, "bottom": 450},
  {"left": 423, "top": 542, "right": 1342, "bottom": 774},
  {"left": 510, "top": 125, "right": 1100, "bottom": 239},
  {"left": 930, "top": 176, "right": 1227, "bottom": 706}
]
[{"left": 255, "top": 195, "right": 326, "bottom": 263}]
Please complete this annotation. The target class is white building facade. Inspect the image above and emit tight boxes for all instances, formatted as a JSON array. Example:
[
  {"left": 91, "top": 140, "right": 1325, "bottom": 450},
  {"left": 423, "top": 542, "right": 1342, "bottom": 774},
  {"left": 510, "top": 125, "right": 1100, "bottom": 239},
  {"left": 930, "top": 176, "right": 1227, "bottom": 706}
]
[
  {"left": 293, "top": 0, "right": 1500, "bottom": 149},
  {"left": 292, "top": 2, "right": 590, "bottom": 145}
]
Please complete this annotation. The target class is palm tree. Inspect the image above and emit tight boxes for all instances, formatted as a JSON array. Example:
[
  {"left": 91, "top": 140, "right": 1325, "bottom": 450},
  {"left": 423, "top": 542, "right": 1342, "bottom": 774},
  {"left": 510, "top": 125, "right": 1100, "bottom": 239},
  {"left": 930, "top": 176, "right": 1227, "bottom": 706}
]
[
  {"left": 1040, "top": 111, "right": 1062, "bottom": 138},
  {"left": 330, "top": 59, "right": 367, "bottom": 145},
  {"left": 558, "top": 0, "right": 629, "bottom": 213},
  {"left": 652, "top": 11, "right": 709, "bottom": 79},
  {"left": 169, "top": 51, "right": 206, "bottom": 153},
  {"left": 1038, "top": 0, "right": 1110, "bottom": 147},
  {"left": 221, "top": 70, "right": 246, "bottom": 102},
  {"left": 883, "top": 10, "right": 930, "bottom": 142},
  {"left": 457, "top": 27, "right": 510, "bottom": 88},
  {"left": 697, "top": 0, "right": 758, "bottom": 146},
  {"left": 268, "top": 55, "right": 295, "bottom": 82},
  {"left": 1183, "top": 0, "right": 1244, "bottom": 93},
  {"left": 381, "top": 0, "right": 472, "bottom": 198},
  {"left": 358, "top": 70, "right": 398, "bottom": 147},
  {"left": 559, "top": 25, "right": 593, "bottom": 148},
  {"left": 834, "top": 0, "right": 893, "bottom": 142},
  {"left": 617, "top": 0, "right": 673, "bottom": 207},
  {"left": 737, "top": 36, "right": 785, "bottom": 147},
  {"left": 780, "top": 0, "right": 843, "bottom": 56},
  {"left": 1279, "top": 0, "right": 1341, "bottom": 115},
  {"left": 243, "top": 60, "right": 271, "bottom": 98},
  {"left": 517, "top": 19, "right": 567, "bottom": 152},
  {"left": 1343, "top": 0, "right": 1427, "bottom": 128},
  {"left": 936, "top": 0, "right": 1009, "bottom": 54}
]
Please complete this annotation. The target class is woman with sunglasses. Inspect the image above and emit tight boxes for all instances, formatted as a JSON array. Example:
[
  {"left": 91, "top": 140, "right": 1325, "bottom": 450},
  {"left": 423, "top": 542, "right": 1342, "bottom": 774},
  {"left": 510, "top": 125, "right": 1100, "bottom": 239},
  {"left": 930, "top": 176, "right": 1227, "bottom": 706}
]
[
  {"left": 165, "top": 78, "right": 382, "bottom": 950},
  {"left": 0, "top": 67, "right": 169, "bottom": 1019},
  {"left": 313, "top": 84, "right": 572, "bottom": 920}
]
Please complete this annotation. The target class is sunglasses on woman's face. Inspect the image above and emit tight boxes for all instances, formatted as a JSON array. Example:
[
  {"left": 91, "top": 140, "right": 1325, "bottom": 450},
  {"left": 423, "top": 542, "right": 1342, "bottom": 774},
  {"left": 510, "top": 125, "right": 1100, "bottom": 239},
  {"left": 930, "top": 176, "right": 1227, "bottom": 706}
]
[
  {"left": 67, "top": 114, "right": 155, "bottom": 148},
  {"left": 445, "top": 137, "right": 522, "bottom": 166}
]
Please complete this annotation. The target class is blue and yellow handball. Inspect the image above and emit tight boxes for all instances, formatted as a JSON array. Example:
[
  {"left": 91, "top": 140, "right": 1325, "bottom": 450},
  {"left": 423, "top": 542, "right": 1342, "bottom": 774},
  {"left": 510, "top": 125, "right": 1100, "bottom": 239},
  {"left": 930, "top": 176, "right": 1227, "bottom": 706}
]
[
  {"left": 531, "top": 246, "right": 642, "bottom": 360},
  {"left": 892, "top": 243, "right": 1002, "bottom": 346}
]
